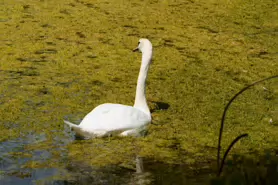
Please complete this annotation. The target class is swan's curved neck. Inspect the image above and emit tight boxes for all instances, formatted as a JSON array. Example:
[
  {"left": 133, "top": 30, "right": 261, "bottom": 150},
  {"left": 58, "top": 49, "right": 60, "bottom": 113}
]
[{"left": 134, "top": 51, "right": 152, "bottom": 115}]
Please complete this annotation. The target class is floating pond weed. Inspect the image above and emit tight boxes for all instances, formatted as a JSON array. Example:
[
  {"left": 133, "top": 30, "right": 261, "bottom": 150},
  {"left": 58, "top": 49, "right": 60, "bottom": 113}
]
[{"left": 0, "top": 0, "right": 277, "bottom": 184}]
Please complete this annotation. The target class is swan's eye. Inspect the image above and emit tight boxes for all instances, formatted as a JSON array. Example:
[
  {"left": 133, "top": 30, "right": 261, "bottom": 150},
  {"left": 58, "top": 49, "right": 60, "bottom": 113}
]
[{"left": 138, "top": 42, "right": 140, "bottom": 45}]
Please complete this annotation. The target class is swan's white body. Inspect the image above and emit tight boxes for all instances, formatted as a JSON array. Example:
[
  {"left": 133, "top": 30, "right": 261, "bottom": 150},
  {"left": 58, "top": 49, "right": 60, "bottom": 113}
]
[{"left": 64, "top": 39, "right": 153, "bottom": 139}]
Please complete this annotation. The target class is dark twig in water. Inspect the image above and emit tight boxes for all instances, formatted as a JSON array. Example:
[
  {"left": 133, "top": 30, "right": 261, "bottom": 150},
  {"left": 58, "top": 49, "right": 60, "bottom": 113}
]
[
  {"left": 217, "top": 75, "right": 278, "bottom": 176},
  {"left": 218, "top": 133, "right": 248, "bottom": 176}
]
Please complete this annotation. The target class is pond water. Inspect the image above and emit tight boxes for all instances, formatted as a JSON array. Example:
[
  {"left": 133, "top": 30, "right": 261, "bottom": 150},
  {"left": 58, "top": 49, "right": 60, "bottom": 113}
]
[
  {"left": 0, "top": 131, "right": 213, "bottom": 184},
  {"left": 1, "top": 0, "right": 277, "bottom": 184},
  {"left": 0, "top": 130, "right": 70, "bottom": 184}
]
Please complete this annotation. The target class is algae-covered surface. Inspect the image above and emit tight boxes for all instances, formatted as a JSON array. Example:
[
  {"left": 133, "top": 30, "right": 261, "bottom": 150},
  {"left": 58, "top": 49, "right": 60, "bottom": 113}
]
[{"left": 0, "top": 0, "right": 277, "bottom": 184}]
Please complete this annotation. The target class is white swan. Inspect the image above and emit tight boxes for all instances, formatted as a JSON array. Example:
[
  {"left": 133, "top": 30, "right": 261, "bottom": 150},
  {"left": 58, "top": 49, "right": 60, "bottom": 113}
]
[{"left": 64, "top": 38, "right": 153, "bottom": 139}]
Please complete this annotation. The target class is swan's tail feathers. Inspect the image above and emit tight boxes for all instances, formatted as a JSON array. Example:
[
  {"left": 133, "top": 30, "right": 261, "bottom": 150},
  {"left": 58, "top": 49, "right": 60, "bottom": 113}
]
[
  {"left": 64, "top": 120, "right": 78, "bottom": 128},
  {"left": 64, "top": 120, "right": 90, "bottom": 139}
]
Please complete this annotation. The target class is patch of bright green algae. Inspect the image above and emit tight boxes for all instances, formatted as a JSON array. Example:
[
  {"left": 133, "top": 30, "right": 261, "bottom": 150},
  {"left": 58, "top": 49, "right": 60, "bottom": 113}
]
[{"left": 0, "top": 0, "right": 277, "bottom": 181}]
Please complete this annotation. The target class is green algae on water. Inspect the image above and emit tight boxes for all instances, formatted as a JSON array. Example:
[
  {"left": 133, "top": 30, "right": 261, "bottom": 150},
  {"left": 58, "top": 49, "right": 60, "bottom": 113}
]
[{"left": 0, "top": 0, "right": 277, "bottom": 183}]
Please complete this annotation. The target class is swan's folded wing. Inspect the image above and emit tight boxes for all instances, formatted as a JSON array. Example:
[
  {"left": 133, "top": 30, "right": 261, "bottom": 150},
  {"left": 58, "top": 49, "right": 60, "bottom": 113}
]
[{"left": 79, "top": 103, "right": 151, "bottom": 132}]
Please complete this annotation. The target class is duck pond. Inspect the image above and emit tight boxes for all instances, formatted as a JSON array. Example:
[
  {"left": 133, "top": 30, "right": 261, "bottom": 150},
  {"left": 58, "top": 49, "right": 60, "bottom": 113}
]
[{"left": 1, "top": 0, "right": 278, "bottom": 184}]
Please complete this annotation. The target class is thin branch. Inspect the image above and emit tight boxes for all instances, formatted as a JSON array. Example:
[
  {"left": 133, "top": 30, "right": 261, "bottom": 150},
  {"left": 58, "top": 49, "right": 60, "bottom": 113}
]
[
  {"left": 218, "top": 133, "right": 248, "bottom": 176},
  {"left": 217, "top": 75, "right": 278, "bottom": 173}
]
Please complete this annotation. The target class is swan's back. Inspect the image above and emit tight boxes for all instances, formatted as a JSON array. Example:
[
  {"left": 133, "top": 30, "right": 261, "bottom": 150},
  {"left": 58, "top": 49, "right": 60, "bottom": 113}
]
[{"left": 79, "top": 103, "right": 151, "bottom": 133}]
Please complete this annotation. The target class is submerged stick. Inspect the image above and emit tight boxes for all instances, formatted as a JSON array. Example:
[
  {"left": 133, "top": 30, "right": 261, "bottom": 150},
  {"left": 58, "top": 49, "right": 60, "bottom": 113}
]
[{"left": 217, "top": 75, "right": 278, "bottom": 176}]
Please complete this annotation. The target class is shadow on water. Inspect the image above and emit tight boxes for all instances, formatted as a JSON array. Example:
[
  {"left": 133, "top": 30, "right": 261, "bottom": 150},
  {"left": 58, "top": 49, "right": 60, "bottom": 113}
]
[
  {"left": 150, "top": 101, "right": 170, "bottom": 113},
  {"left": 0, "top": 132, "right": 210, "bottom": 185},
  {"left": 211, "top": 149, "right": 278, "bottom": 185},
  {"left": 1, "top": 128, "right": 211, "bottom": 185},
  {"left": 39, "top": 156, "right": 212, "bottom": 185},
  {"left": 2, "top": 151, "right": 277, "bottom": 184},
  {"left": 27, "top": 151, "right": 278, "bottom": 185}
]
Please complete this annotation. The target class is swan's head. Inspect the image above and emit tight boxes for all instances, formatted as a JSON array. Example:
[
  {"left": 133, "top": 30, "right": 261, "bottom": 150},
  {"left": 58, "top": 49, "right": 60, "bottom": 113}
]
[{"left": 133, "top": 38, "right": 152, "bottom": 54}]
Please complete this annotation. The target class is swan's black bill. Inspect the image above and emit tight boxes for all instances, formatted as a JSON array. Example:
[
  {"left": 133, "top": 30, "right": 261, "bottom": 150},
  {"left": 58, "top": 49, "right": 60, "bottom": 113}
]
[{"left": 133, "top": 47, "right": 139, "bottom": 52}]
